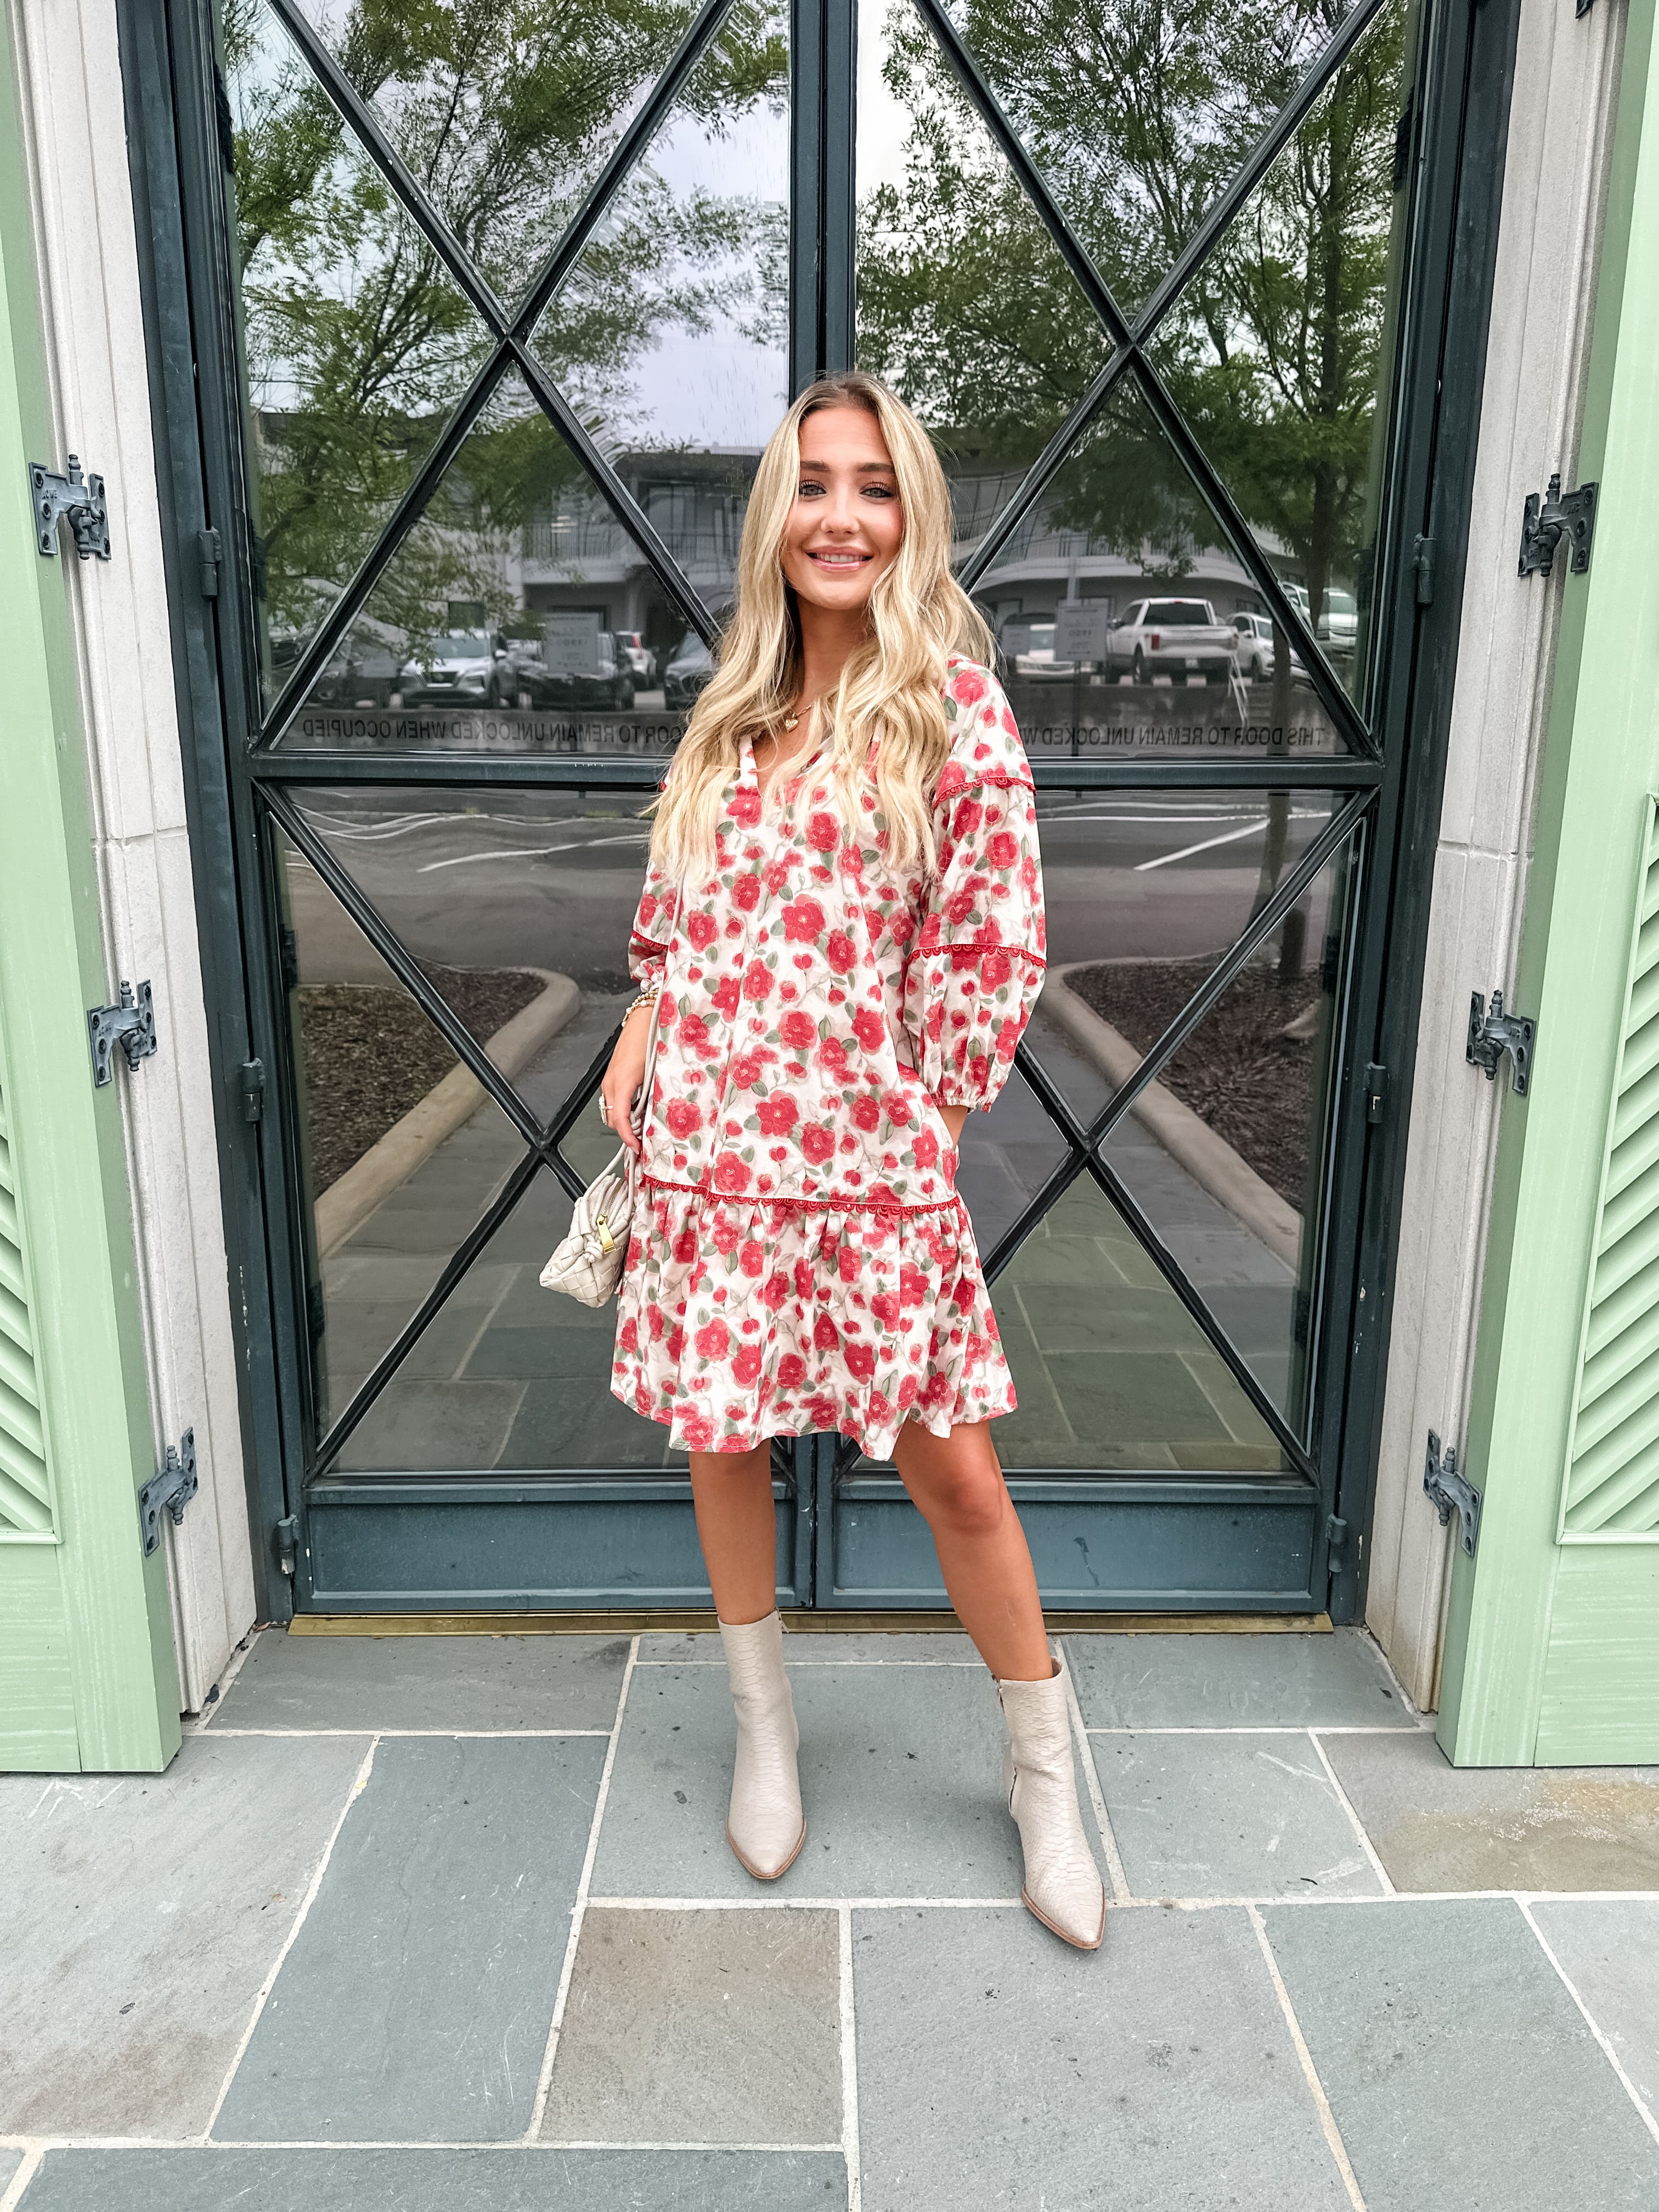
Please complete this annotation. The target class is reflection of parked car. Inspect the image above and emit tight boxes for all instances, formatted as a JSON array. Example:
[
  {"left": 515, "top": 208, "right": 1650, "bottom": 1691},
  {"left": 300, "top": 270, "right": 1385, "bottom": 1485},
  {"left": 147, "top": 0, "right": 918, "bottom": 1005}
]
[
  {"left": 995, "top": 618, "right": 1086, "bottom": 681},
  {"left": 663, "top": 630, "right": 714, "bottom": 710},
  {"left": 1231, "top": 612, "right": 1305, "bottom": 680},
  {"left": 1316, "top": 587, "right": 1358, "bottom": 659},
  {"left": 1109, "top": 598, "right": 1235, "bottom": 684},
  {"left": 614, "top": 630, "right": 656, "bottom": 685},
  {"left": 496, "top": 629, "right": 635, "bottom": 709},
  {"left": 399, "top": 630, "right": 506, "bottom": 706}
]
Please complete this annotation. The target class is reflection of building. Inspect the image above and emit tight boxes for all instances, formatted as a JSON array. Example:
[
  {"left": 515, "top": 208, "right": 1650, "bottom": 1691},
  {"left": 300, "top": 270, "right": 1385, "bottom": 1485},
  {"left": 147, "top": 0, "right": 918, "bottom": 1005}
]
[
  {"left": 953, "top": 461, "right": 1267, "bottom": 640},
  {"left": 511, "top": 448, "right": 758, "bottom": 657}
]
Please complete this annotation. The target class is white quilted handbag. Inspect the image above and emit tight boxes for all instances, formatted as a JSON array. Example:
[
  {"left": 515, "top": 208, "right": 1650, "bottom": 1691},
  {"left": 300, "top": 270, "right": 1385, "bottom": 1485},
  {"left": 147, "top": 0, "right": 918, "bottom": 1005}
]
[{"left": 540, "top": 986, "right": 665, "bottom": 1307}]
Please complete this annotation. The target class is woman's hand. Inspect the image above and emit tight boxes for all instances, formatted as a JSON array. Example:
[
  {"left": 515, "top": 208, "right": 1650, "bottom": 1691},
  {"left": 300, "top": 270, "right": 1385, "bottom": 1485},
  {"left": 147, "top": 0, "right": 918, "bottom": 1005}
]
[
  {"left": 937, "top": 1102, "right": 970, "bottom": 1146},
  {"left": 600, "top": 1002, "right": 654, "bottom": 1156}
]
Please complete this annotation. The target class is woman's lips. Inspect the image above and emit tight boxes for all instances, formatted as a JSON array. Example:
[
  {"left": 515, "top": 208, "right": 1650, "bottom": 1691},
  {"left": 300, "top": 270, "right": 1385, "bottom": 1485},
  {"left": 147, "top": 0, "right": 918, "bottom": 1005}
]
[{"left": 807, "top": 549, "right": 870, "bottom": 568}]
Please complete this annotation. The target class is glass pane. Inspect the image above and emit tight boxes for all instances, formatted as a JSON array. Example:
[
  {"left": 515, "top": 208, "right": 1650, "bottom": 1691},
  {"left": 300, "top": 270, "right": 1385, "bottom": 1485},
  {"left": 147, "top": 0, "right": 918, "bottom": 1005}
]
[
  {"left": 1094, "top": 829, "right": 1360, "bottom": 1431},
  {"left": 531, "top": 8, "right": 790, "bottom": 472},
  {"left": 285, "top": 785, "right": 652, "bottom": 1102},
  {"left": 953, "top": 1062, "right": 1069, "bottom": 1260},
  {"left": 223, "top": 0, "right": 495, "bottom": 716},
  {"left": 274, "top": 367, "right": 681, "bottom": 754},
  {"left": 1028, "top": 786, "right": 1346, "bottom": 1124},
  {"left": 980, "top": 377, "right": 1348, "bottom": 759},
  {"left": 272, "top": 0, "right": 712, "bottom": 307},
  {"left": 1143, "top": 0, "right": 1419, "bottom": 715},
  {"left": 936, "top": 0, "right": 1369, "bottom": 318},
  {"left": 273, "top": 823, "right": 526, "bottom": 1440},
  {"left": 989, "top": 1176, "right": 1287, "bottom": 1470},
  {"left": 336, "top": 1167, "right": 687, "bottom": 1470},
  {"left": 856, "top": 0, "right": 1112, "bottom": 540}
]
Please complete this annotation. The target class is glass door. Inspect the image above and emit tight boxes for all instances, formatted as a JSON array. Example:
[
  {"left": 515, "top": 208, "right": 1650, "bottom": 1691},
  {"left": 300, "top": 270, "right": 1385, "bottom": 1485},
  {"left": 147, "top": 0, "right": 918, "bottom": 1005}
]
[{"left": 167, "top": 0, "right": 1466, "bottom": 1610}]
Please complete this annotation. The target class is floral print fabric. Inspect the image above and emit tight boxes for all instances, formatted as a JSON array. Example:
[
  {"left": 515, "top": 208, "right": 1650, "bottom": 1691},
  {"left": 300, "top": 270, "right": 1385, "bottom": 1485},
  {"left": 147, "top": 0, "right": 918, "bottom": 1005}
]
[{"left": 611, "top": 658, "right": 1046, "bottom": 1458}]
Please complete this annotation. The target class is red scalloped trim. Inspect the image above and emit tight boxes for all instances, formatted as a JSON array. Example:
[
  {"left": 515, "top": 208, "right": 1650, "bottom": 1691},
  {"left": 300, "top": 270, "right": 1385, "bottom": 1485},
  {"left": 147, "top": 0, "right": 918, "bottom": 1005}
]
[
  {"left": 918, "top": 940, "right": 1047, "bottom": 967},
  {"left": 951, "top": 771, "right": 1034, "bottom": 793},
  {"left": 629, "top": 931, "right": 673, "bottom": 955},
  {"left": 639, "top": 1174, "right": 966, "bottom": 1217}
]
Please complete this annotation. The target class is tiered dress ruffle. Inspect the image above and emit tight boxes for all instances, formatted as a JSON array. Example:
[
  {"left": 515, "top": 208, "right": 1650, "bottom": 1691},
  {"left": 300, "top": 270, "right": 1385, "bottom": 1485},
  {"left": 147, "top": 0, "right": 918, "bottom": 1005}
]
[{"left": 611, "top": 659, "right": 1045, "bottom": 1458}]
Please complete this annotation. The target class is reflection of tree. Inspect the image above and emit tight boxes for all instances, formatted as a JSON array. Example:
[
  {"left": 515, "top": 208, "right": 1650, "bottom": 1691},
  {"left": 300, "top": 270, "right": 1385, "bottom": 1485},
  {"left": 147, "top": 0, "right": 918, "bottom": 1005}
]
[
  {"left": 856, "top": 0, "right": 1410, "bottom": 623},
  {"left": 224, "top": 0, "right": 787, "bottom": 658}
]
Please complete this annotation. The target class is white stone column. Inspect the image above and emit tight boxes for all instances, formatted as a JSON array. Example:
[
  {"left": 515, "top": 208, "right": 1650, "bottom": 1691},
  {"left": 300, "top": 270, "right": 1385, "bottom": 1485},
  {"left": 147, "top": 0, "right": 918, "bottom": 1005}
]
[
  {"left": 10, "top": 0, "right": 256, "bottom": 1708},
  {"left": 1366, "top": 0, "right": 1626, "bottom": 1708}
]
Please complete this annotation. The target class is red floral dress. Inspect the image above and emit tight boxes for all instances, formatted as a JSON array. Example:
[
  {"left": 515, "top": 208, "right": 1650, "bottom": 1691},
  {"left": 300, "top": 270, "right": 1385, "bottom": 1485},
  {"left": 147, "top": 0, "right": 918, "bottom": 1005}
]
[{"left": 611, "top": 658, "right": 1046, "bottom": 1458}]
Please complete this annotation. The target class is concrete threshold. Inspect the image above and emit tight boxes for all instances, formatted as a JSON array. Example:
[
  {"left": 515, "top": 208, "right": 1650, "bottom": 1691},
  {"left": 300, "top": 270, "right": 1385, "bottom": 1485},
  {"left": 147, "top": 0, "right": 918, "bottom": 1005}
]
[{"left": 286, "top": 1610, "right": 1334, "bottom": 1637}]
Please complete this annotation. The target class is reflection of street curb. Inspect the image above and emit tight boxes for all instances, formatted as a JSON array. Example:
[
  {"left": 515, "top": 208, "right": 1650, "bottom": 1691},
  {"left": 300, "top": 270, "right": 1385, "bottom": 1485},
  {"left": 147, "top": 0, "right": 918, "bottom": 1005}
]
[
  {"left": 315, "top": 971, "right": 579, "bottom": 1258},
  {"left": 1042, "top": 964, "right": 1302, "bottom": 1268}
]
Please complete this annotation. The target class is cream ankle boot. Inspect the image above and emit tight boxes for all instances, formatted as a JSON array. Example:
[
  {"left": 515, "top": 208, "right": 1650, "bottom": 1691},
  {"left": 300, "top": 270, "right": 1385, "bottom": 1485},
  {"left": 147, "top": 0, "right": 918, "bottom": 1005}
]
[
  {"left": 719, "top": 1611, "right": 806, "bottom": 1880},
  {"left": 997, "top": 1657, "right": 1107, "bottom": 1950}
]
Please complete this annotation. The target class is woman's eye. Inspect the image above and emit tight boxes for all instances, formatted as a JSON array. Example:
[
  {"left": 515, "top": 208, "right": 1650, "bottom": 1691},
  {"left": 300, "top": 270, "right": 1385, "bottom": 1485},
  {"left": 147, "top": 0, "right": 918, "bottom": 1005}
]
[
  {"left": 864, "top": 484, "right": 895, "bottom": 500},
  {"left": 797, "top": 481, "right": 824, "bottom": 498}
]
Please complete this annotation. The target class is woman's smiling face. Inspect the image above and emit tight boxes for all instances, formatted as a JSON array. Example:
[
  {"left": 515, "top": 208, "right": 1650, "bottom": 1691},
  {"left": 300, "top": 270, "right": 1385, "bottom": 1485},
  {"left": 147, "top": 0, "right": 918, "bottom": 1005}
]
[{"left": 780, "top": 404, "right": 905, "bottom": 616}]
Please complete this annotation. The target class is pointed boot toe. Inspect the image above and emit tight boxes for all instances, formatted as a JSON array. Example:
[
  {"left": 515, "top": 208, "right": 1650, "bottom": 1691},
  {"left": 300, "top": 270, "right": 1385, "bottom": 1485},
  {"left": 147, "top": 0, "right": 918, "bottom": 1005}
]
[
  {"left": 719, "top": 1611, "right": 805, "bottom": 1881},
  {"left": 997, "top": 1660, "right": 1107, "bottom": 1951}
]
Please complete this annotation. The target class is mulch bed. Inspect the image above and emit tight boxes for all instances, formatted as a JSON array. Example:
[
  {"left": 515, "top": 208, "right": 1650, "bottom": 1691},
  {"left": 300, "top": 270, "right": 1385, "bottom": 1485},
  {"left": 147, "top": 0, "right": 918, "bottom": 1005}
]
[
  {"left": 1067, "top": 957, "right": 1322, "bottom": 1207},
  {"left": 296, "top": 963, "right": 545, "bottom": 1192}
]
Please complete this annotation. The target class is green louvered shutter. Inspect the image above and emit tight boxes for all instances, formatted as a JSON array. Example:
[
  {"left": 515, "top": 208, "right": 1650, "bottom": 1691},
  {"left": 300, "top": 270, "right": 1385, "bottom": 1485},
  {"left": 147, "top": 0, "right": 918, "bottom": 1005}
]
[
  {"left": 1560, "top": 795, "right": 1659, "bottom": 1539},
  {"left": 0, "top": 1063, "right": 55, "bottom": 1539}
]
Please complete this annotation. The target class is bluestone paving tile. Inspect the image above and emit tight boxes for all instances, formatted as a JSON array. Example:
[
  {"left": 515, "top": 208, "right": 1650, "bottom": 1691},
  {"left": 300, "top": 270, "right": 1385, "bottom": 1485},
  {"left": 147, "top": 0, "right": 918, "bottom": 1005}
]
[
  {"left": 1525, "top": 1901, "right": 1659, "bottom": 2112},
  {"left": 215, "top": 1735, "right": 604, "bottom": 2141},
  {"left": 592, "top": 1663, "right": 1082, "bottom": 1898},
  {"left": 0, "top": 2148, "right": 20, "bottom": 2196},
  {"left": 853, "top": 1904, "right": 1352, "bottom": 2211},
  {"left": 0, "top": 1735, "right": 370, "bottom": 2137},
  {"left": 211, "top": 1628, "right": 628, "bottom": 1732},
  {"left": 1321, "top": 1731, "right": 1659, "bottom": 1891},
  {"left": 1095, "top": 1733, "right": 1381, "bottom": 1899},
  {"left": 13, "top": 2147, "right": 847, "bottom": 2211},
  {"left": 541, "top": 1907, "right": 840, "bottom": 2144},
  {"left": 635, "top": 1633, "right": 980, "bottom": 1663},
  {"left": 1263, "top": 1898, "right": 1659, "bottom": 2210},
  {"left": 1065, "top": 1627, "right": 1410, "bottom": 1728}
]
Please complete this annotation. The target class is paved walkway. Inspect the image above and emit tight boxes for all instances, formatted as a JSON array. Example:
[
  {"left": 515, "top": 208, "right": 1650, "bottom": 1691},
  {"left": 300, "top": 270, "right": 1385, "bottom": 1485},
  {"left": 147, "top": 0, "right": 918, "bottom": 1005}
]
[{"left": 4, "top": 1626, "right": 1658, "bottom": 2209}]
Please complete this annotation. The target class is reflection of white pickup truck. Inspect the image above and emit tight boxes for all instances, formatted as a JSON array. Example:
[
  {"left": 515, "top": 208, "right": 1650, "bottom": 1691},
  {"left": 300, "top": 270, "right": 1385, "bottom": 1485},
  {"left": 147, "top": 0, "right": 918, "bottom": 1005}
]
[{"left": 1109, "top": 597, "right": 1237, "bottom": 685}]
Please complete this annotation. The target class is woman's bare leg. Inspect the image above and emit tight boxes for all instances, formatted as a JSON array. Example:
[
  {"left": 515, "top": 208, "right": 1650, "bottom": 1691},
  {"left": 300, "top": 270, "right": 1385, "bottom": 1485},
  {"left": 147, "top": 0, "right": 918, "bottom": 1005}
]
[
  {"left": 689, "top": 1443, "right": 777, "bottom": 1624},
  {"left": 891, "top": 1419, "right": 1052, "bottom": 1680}
]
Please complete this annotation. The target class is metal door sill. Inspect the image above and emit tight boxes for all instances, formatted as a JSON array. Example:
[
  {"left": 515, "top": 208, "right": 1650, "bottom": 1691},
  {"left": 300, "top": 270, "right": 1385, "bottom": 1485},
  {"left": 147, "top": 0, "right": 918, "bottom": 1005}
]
[{"left": 286, "top": 1608, "right": 1334, "bottom": 1637}]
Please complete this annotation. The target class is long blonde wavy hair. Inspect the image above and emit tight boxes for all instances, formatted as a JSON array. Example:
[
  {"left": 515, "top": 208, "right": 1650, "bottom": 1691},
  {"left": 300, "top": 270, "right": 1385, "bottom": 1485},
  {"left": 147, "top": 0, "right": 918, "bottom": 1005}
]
[{"left": 649, "top": 373, "right": 994, "bottom": 881}]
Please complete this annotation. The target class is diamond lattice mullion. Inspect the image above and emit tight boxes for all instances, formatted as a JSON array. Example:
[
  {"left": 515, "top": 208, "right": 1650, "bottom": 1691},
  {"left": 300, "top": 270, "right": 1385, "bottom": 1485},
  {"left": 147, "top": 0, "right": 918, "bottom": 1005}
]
[
  {"left": 911, "top": 0, "right": 1132, "bottom": 348},
  {"left": 511, "top": 343, "right": 720, "bottom": 644},
  {"left": 946, "top": 0, "right": 1398, "bottom": 735},
  {"left": 501, "top": 0, "right": 741, "bottom": 345},
  {"left": 267, "top": 790, "right": 545, "bottom": 1148},
  {"left": 312, "top": 1146, "right": 545, "bottom": 1474},
  {"left": 264, "top": 0, "right": 511, "bottom": 334},
  {"left": 1129, "top": 366, "right": 1375, "bottom": 759},
  {"left": 1084, "top": 1148, "right": 1316, "bottom": 1476},
  {"left": 259, "top": 346, "right": 511, "bottom": 746}
]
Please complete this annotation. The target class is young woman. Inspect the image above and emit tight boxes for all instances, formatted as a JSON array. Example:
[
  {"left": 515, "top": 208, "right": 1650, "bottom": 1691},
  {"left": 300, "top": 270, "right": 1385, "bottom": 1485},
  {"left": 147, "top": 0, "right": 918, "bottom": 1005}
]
[{"left": 599, "top": 373, "right": 1105, "bottom": 1950}]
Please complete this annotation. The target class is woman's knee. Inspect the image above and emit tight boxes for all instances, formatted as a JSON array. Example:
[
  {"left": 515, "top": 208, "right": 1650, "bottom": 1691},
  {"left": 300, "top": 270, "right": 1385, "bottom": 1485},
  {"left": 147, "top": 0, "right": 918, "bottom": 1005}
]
[{"left": 917, "top": 1462, "right": 1009, "bottom": 1541}]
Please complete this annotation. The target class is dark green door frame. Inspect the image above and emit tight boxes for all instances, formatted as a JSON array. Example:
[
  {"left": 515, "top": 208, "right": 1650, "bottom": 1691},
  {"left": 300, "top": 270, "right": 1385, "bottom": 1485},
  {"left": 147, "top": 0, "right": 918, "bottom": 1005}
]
[{"left": 117, "top": 0, "right": 1523, "bottom": 1619}]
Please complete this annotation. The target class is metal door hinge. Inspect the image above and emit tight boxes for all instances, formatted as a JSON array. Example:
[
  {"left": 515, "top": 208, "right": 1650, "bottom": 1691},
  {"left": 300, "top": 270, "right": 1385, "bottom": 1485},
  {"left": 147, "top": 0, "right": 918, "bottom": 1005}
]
[
  {"left": 1363, "top": 1062, "right": 1390, "bottom": 1124},
  {"left": 139, "top": 1430, "right": 198, "bottom": 1555},
  {"left": 198, "top": 527, "right": 222, "bottom": 598},
  {"left": 1468, "top": 988, "right": 1535, "bottom": 1093},
  {"left": 274, "top": 1514, "right": 300, "bottom": 1578},
  {"left": 1325, "top": 1513, "right": 1352, "bottom": 1568},
  {"left": 1519, "top": 473, "right": 1597, "bottom": 577},
  {"left": 30, "top": 454, "right": 111, "bottom": 560},
  {"left": 240, "top": 1058, "right": 266, "bottom": 1123},
  {"left": 1412, "top": 534, "right": 1436, "bottom": 605},
  {"left": 88, "top": 981, "right": 157, "bottom": 1086},
  {"left": 1425, "top": 1430, "right": 1481, "bottom": 1556}
]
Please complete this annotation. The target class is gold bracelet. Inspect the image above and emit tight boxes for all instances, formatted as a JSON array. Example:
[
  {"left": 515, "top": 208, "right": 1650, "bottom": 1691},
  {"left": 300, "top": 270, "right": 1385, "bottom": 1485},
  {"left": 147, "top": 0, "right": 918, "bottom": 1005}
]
[{"left": 624, "top": 989, "right": 659, "bottom": 1019}]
